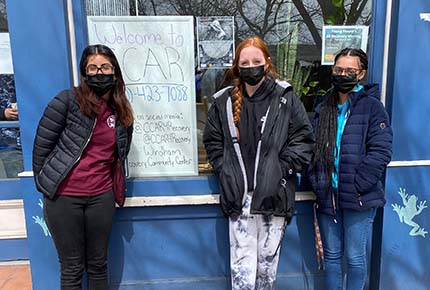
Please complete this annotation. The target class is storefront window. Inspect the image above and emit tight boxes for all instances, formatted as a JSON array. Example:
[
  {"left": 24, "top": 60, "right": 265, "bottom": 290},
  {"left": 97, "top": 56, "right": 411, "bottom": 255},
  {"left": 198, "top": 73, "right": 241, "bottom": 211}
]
[
  {"left": 84, "top": 0, "right": 372, "bottom": 177},
  {"left": 0, "top": 0, "right": 23, "bottom": 179}
]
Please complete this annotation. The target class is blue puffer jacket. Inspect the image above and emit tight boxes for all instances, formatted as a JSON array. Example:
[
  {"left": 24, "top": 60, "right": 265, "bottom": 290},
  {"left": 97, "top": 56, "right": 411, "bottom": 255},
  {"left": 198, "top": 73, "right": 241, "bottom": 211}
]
[{"left": 308, "top": 84, "right": 393, "bottom": 215}]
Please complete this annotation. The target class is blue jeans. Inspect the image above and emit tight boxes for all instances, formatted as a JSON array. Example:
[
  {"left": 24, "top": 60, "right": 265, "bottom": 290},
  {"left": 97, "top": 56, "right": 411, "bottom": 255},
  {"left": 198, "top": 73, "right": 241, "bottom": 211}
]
[{"left": 318, "top": 208, "right": 376, "bottom": 290}]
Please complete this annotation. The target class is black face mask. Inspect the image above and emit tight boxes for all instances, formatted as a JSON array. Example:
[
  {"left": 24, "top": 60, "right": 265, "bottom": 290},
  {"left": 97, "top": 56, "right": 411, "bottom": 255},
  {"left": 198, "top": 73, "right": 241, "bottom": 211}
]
[
  {"left": 86, "top": 74, "right": 115, "bottom": 97},
  {"left": 239, "top": 65, "right": 266, "bottom": 86},
  {"left": 331, "top": 74, "right": 359, "bottom": 94}
]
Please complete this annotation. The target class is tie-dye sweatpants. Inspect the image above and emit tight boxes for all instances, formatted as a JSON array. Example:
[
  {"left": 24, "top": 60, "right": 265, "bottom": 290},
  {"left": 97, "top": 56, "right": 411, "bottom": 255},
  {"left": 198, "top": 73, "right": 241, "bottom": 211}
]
[{"left": 229, "top": 193, "right": 286, "bottom": 290}]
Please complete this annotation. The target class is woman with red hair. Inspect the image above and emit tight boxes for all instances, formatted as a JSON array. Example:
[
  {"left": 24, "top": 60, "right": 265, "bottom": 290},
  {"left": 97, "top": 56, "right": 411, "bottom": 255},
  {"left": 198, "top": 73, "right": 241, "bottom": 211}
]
[{"left": 204, "top": 36, "right": 314, "bottom": 289}]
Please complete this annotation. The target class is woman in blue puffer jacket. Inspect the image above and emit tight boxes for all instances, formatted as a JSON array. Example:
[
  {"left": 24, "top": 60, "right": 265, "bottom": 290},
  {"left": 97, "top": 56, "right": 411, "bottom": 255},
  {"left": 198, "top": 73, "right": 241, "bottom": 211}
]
[{"left": 308, "top": 48, "right": 393, "bottom": 290}]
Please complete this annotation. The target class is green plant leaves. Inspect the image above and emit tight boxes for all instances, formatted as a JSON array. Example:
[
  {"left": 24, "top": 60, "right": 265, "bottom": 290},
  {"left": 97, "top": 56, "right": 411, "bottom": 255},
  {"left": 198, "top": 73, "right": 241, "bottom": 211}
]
[
  {"left": 309, "top": 81, "right": 319, "bottom": 88},
  {"left": 326, "top": 15, "right": 337, "bottom": 25},
  {"left": 302, "top": 86, "right": 310, "bottom": 95},
  {"left": 332, "top": 0, "right": 343, "bottom": 8}
]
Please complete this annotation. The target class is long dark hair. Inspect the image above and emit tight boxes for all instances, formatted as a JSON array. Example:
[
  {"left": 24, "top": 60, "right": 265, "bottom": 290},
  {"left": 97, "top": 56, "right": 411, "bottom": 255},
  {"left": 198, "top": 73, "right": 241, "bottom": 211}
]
[
  {"left": 74, "top": 44, "right": 133, "bottom": 127},
  {"left": 312, "top": 47, "right": 368, "bottom": 184},
  {"left": 230, "top": 36, "right": 278, "bottom": 125}
]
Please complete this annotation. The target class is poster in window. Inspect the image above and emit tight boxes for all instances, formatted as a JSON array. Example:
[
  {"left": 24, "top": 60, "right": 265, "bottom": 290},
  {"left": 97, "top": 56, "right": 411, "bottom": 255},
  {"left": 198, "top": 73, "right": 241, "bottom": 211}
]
[
  {"left": 87, "top": 16, "right": 198, "bottom": 177},
  {"left": 321, "top": 26, "right": 369, "bottom": 65},
  {"left": 197, "top": 16, "right": 234, "bottom": 69}
]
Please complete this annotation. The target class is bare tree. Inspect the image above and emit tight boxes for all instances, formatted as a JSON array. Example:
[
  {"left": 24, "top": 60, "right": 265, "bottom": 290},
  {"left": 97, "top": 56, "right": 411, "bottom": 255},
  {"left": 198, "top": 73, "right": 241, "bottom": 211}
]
[
  {"left": 292, "top": 0, "right": 370, "bottom": 48},
  {"left": 346, "top": 0, "right": 371, "bottom": 24},
  {"left": 234, "top": 0, "right": 307, "bottom": 41},
  {"left": 154, "top": 0, "right": 237, "bottom": 16},
  {"left": 133, "top": 0, "right": 370, "bottom": 46}
]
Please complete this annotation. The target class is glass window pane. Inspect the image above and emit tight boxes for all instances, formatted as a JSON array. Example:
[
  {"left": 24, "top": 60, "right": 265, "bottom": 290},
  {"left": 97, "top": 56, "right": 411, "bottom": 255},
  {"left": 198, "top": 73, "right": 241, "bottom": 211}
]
[
  {"left": 0, "top": 0, "right": 23, "bottom": 179},
  {"left": 84, "top": 0, "right": 372, "bottom": 176},
  {"left": 85, "top": 0, "right": 131, "bottom": 16},
  {"left": 0, "top": 0, "right": 8, "bottom": 32}
]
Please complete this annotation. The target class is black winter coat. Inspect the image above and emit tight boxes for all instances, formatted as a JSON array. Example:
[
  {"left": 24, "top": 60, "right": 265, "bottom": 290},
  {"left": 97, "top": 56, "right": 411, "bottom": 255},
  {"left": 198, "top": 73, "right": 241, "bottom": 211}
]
[
  {"left": 32, "top": 89, "right": 133, "bottom": 198},
  {"left": 203, "top": 79, "right": 315, "bottom": 220}
]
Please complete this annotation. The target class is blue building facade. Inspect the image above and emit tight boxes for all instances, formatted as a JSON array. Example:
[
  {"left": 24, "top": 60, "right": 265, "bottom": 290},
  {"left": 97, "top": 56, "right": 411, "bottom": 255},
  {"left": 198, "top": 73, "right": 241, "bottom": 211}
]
[{"left": 1, "top": 0, "right": 430, "bottom": 289}]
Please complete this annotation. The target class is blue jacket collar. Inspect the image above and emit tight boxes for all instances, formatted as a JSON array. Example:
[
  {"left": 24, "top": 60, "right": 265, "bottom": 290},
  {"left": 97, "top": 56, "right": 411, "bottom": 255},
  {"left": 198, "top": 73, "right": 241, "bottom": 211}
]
[
  {"left": 315, "top": 83, "right": 380, "bottom": 114},
  {"left": 348, "top": 83, "right": 380, "bottom": 107}
]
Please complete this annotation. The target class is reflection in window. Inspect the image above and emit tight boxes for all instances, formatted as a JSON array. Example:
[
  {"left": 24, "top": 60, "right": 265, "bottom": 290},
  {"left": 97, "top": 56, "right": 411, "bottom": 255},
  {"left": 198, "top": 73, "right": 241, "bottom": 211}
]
[
  {"left": 0, "top": 0, "right": 7, "bottom": 32},
  {"left": 0, "top": 75, "right": 23, "bottom": 178},
  {"left": 0, "top": 0, "right": 23, "bottom": 179},
  {"left": 86, "top": 0, "right": 130, "bottom": 16},
  {"left": 84, "top": 0, "right": 372, "bottom": 173}
]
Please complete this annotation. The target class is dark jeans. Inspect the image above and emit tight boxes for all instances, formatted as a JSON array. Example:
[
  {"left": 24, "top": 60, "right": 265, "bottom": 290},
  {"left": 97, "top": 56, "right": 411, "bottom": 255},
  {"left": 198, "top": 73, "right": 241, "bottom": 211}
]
[{"left": 44, "top": 190, "right": 116, "bottom": 290}]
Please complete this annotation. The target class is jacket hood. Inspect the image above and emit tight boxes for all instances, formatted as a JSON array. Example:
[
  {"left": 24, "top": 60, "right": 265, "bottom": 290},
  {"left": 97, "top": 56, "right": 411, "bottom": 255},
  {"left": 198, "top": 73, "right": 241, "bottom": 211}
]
[{"left": 244, "top": 78, "right": 277, "bottom": 103}]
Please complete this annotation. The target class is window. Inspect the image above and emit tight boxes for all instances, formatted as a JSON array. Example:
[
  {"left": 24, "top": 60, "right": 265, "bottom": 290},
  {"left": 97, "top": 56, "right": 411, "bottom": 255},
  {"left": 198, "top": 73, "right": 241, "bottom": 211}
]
[
  {"left": 84, "top": 0, "right": 372, "bottom": 177},
  {"left": 0, "top": 0, "right": 23, "bottom": 179}
]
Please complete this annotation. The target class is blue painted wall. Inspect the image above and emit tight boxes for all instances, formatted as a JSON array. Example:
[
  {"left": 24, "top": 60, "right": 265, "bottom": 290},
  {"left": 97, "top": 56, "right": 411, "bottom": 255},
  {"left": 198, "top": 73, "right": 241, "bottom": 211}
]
[
  {"left": 0, "top": 179, "right": 21, "bottom": 200},
  {"left": 380, "top": 1, "right": 430, "bottom": 290},
  {"left": 21, "top": 175, "right": 324, "bottom": 290},
  {"left": 368, "top": 0, "right": 389, "bottom": 85},
  {"left": 2, "top": 0, "right": 71, "bottom": 270},
  {"left": 5, "top": 0, "right": 72, "bottom": 171},
  {"left": 0, "top": 238, "right": 28, "bottom": 260},
  {"left": 388, "top": 1, "right": 430, "bottom": 161},
  {"left": 382, "top": 168, "right": 430, "bottom": 290},
  {"left": 4, "top": 0, "right": 394, "bottom": 289}
]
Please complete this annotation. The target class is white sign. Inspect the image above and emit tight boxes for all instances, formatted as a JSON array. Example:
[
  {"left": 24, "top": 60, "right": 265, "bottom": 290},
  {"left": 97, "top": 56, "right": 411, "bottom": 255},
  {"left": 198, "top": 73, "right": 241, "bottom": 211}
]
[
  {"left": 87, "top": 16, "right": 198, "bottom": 177},
  {"left": 321, "top": 25, "right": 369, "bottom": 65},
  {"left": 0, "top": 33, "right": 14, "bottom": 74}
]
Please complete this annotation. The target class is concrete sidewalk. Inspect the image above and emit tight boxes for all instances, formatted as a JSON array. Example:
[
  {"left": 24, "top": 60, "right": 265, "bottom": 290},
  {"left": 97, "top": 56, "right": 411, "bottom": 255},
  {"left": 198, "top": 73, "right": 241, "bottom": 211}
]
[{"left": 0, "top": 262, "right": 32, "bottom": 290}]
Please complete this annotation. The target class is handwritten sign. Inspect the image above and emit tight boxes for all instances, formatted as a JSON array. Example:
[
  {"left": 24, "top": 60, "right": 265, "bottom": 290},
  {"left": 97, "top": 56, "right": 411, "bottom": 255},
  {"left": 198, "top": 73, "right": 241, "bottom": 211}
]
[{"left": 87, "top": 16, "right": 198, "bottom": 177}]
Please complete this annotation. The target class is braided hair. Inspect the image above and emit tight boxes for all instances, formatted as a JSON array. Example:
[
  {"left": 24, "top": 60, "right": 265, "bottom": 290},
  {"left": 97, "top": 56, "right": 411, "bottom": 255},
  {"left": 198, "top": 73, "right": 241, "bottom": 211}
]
[
  {"left": 312, "top": 47, "right": 368, "bottom": 186},
  {"left": 335, "top": 47, "right": 368, "bottom": 70},
  {"left": 313, "top": 92, "right": 337, "bottom": 184}
]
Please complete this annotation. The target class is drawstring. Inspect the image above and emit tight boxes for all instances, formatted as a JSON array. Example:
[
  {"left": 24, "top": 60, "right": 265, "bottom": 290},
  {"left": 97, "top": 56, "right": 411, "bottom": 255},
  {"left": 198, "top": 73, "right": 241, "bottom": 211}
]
[
  {"left": 265, "top": 217, "right": 288, "bottom": 262},
  {"left": 331, "top": 187, "right": 338, "bottom": 223},
  {"left": 266, "top": 178, "right": 289, "bottom": 262},
  {"left": 313, "top": 203, "right": 325, "bottom": 270}
]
